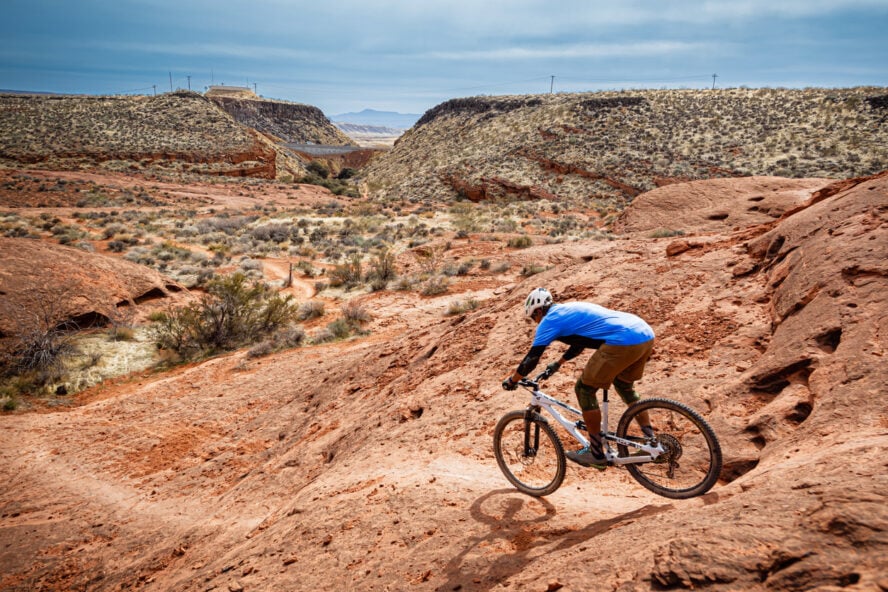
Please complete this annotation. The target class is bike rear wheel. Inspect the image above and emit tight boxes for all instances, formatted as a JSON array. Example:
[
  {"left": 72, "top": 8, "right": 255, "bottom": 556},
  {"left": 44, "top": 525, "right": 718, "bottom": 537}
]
[
  {"left": 616, "top": 398, "right": 722, "bottom": 499},
  {"left": 493, "top": 409, "right": 566, "bottom": 497}
]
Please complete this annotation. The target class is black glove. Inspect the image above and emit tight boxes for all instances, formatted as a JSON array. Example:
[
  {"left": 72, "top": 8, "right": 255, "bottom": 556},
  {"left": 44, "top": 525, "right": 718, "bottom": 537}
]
[
  {"left": 541, "top": 361, "right": 560, "bottom": 379},
  {"left": 502, "top": 377, "right": 518, "bottom": 391}
]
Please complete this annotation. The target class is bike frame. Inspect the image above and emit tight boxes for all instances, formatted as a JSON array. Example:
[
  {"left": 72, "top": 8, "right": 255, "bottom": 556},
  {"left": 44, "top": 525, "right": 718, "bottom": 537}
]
[{"left": 520, "top": 380, "right": 665, "bottom": 466}]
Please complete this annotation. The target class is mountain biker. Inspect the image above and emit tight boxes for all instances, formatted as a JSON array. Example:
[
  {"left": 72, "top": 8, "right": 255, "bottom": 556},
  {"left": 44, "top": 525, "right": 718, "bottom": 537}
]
[{"left": 502, "top": 288, "right": 656, "bottom": 469}]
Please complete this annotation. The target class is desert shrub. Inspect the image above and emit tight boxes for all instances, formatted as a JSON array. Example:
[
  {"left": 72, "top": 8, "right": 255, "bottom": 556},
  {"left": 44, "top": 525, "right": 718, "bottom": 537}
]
[
  {"left": 368, "top": 247, "right": 397, "bottom": 283},
  {"left": 296, "top": 260, "right": 317, "bottom": 277},
  {"left": 274, "top": 325, "right": 306, "bottom": 348},
  {"left": 297, "top": 300, "right": 325, "bottom": 320},
  {"left": 450, "top": 203, "right": 481, "bottom": 233},
  {"left": 102, "top": 223, "right": 126, "bottom": 240},
  {"left": 107, "top": 240, "right": 126, "bottom": 253},
  {"left": 394, "top": 275, "right": 418, "bottom": 291},
  {"left": 247, "top": 340, "right": 275, "bottom": 359},
  {"left": 306, "top": 161, "right": 330, "bottom": 179},
  {"left": 1, "top": 389, "right": 18, "bottom": 411},
  {"left": 329, "top": 253, "right": 363, "bottom": 290},
  {"left": 108, "top": 326, "right": 135, "bottom": 341},
  {"left": 650, "top": 228, "right": 685, "bottom": 238},
  {"left": 196, "top": 216, "right": 256, "bottom": 236},
  {"left": 507, "top": 235, "right": 533, "bottom": 248},
  {"left": 341, "top": 301, "right": 371, "bottom": 326},
  {"left": 246, "top": 324, "right": 308, "bottom": 358},
  {"left": 149, "top": 273, "right": 297, "bottom": 356},
  {"left": 520, "top": 263, "right": 547, "bottom": 277},
  {"left": 447, "top": 298, "right": 479, "bottom": 315},
  {"left": 479, "top": 259, "right": 491, "bottom": 270},
  {"left": 421, "top": 275, "right": 450, "bottom": 296},
  {"left": 250, "top": 223, "right": 292, "bottom": 243},
  {"left": 239, "top": 257, "right": 263, "bottom": 273},
  {"left": 1, "top": 295, "right": 80, "bottom": 393},
  {"left": 326, "top": 318, "right": 352, "bottom": 340}
]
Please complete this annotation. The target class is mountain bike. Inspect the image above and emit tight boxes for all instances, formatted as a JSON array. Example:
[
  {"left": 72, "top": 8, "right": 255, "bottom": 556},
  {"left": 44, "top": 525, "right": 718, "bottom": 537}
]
[{"left": 493, "top": 372, "right": 722, "bottom": 499}]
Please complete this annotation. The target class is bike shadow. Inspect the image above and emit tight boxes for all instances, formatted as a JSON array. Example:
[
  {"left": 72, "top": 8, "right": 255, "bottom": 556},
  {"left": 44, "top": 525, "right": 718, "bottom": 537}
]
[{"left": 435, "top": 489, "right": 673, "bottom": 591}]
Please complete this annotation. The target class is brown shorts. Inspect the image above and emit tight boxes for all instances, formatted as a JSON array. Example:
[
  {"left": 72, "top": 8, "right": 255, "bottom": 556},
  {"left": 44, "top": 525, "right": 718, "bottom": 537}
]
[{"left": 581, "top": 339, "right": 655, "bottom": 389}]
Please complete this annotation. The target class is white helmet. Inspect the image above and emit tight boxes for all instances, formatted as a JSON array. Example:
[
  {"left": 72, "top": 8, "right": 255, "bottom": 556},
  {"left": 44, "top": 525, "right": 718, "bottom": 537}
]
[{"left": 524, "top": 288, "right": 553, "bottom": 318}]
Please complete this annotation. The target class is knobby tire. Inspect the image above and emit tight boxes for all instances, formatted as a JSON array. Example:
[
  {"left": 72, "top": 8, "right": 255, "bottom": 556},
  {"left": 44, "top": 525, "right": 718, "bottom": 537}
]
[
  {"left": 616, "top": 397, "right": 722, "bottom": 499},
  {"left": 493, "top": 410, "right": 566, "bottom": 497}
]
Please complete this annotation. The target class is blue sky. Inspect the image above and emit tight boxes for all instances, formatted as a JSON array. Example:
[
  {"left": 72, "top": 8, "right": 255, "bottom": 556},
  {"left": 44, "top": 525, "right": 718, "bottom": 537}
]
[{"left": 1, "top": 0, "right": 886, "bottom": 116}]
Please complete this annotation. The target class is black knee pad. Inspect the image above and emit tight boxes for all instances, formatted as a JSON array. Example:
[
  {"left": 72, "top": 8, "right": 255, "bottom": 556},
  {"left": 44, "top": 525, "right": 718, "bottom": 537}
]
[
  {"left": 574, "top": 379, "right": 599, "bottom": 411},
  {"left": 613, "top": 378, "right": 640, "bottom": 405}
]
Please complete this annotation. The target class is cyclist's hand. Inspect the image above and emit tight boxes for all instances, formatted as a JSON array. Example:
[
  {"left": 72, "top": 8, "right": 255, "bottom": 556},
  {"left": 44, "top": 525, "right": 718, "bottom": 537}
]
[
  {"left": 502, "top": 377, "right": 518, "bottom": 391},
  {"left": 541, "top": 361, "right": 560, "bottom": 379}
]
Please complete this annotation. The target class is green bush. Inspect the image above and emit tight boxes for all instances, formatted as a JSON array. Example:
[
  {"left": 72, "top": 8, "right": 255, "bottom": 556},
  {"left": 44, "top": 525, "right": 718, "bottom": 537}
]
[
  {"left": 306, "top": 161, "right": 330, "bottom": 179},
  {"left": 150, "top": 273, "right": 298, "bottom": 356}
]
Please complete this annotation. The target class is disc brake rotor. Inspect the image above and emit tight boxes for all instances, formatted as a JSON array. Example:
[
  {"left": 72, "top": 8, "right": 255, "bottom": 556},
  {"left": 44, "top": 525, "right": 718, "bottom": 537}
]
[{"left": 656, "top": 434, "right": 682, "bottom": 478}]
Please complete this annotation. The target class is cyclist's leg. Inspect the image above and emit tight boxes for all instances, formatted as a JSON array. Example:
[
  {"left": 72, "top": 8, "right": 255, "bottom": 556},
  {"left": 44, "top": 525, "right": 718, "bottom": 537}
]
[
  {"left": 578, "top": 345, "right": 628, "bottom": 454},
  {"left": 613, "top": 339, "right": 655, "bottom": 434},
  {"left": 613, "top": 378, "right": 653, "bottom": 436},
  {"left": 574, "top": 378, "right": 602, "bottom": 450}
]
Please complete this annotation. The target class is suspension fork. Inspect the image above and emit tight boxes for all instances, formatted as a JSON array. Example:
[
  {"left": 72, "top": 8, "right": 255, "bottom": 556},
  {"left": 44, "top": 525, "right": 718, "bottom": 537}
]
[{"left": 523, "top": 405, "right": 542, "bottom": 456}]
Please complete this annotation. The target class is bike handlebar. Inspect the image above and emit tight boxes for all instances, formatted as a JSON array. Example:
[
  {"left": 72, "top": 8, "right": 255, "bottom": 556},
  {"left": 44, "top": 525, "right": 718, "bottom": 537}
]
[{"left": 518, "top": 370, "right": 551, "bottom": 390}]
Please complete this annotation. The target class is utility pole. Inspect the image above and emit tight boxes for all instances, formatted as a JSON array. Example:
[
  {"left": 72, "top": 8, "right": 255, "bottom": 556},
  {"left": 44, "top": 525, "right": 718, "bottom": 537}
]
[
  {"left": 253, "top": 82, "right": 257, "bottom": 94},
  {"left": 169, "top": 71, "right": 173, "bottom": 92},
  {"left": 187, "top": 75, "right": 191, "bottom": 90},
  {"left": 712, "top": 73, "right": 719, "bottom": 90},
  {"left": 152, "top": 85, "right": 156, "bottom": 96},
  {"left": 550, "top": 75, "right": 555, "bottom": 94}
]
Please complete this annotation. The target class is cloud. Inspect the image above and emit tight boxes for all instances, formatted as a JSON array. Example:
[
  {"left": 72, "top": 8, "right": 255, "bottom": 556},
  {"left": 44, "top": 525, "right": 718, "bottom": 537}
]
[{"left": 424, "top": 41, "right": 714, "bottom": 62}]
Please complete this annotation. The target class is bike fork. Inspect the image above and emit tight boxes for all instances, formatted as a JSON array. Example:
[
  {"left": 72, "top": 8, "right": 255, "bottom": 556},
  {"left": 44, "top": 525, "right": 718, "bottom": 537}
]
[{"left": 523, "top": 406, "right": 541, "bottom": 456}]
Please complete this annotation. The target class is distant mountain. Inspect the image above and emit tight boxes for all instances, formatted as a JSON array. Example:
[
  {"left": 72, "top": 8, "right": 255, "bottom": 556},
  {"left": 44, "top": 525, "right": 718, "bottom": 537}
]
[
  {"left": 0, "top": 89, "right": 60, "bottom": 95},
  {"left": 329, "top": 109, "right": 420, "bottom": 130}
]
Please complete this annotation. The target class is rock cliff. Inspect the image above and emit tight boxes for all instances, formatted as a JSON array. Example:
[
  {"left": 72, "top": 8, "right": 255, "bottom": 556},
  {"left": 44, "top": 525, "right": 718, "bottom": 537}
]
[{"left": 209, "top": 96, "right": 355, "bottom": 146}]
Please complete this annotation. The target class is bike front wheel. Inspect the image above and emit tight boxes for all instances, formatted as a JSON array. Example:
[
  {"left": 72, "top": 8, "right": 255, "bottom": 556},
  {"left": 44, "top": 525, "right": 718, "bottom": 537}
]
[
  {"left": 493, "top": 410, "right": 566, "bottom": 497},
  {"left": 616, "top": 398, "right": 722, "bottom": 499}
]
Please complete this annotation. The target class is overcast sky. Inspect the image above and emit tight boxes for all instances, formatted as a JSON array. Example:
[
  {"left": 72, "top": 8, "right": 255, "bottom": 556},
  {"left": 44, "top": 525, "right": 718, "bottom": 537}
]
[{"left": 1, "top": 0, "right": 886, "bottom": 116}]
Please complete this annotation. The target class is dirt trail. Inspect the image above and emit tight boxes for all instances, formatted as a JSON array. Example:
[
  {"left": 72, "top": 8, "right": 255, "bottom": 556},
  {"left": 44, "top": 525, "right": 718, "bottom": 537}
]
[{"left": 261, "top": 258, "right": 315, "bottom": 300}]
